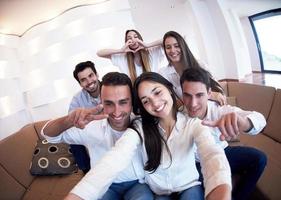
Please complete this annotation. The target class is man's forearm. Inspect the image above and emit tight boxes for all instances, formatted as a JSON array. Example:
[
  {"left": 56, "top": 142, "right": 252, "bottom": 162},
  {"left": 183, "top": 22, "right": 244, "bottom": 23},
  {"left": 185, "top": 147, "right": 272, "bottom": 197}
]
[{"left": 43, "top": 116, "right": 73, "bottom": 137}]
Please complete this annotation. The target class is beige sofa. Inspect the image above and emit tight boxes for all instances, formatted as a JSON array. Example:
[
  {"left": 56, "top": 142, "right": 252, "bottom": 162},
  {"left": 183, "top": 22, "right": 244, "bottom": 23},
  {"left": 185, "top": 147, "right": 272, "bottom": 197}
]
[
  {"left": 0, "top": 81, "right": 280, "bottom": 200},
  {"left": 0, "top": 121, "right": 84, "bottom": 200},
  {"left": 222, "top": 81, "right": 281, "bottom": 200}
]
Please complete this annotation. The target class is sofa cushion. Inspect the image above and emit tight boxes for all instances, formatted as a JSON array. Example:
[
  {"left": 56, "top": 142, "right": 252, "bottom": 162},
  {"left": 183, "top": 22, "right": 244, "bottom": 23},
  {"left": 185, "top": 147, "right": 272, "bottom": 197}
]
[
  {"left": 263, "top": 89, "right": 281, "bottom": 142},
  {"left": 239, "top": 133, "right": 281, "bottom": 200},
  {"left": 0, "top": 123, "right": 38, "bottom": 188},
  {"left": 219, "top": 81, "right": 228, "bottom": 95},
  {"left": 22, "top": 171, "right": 84, "bottom": 200},
  {"left": 0, "top": 166, "right": 26, "bottom": 200},
  {"left": 30, "top": 139, "right": 78, "bottom": 176},
  {"left": 227, "top": 82, "right": 275, "bottom": 119}
]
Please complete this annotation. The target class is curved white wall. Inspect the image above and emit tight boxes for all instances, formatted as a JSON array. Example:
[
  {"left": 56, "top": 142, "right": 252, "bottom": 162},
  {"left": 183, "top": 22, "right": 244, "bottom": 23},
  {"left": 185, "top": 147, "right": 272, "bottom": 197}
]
[{"left": 0, "top": 0, "right": 134, "bottom": 140}]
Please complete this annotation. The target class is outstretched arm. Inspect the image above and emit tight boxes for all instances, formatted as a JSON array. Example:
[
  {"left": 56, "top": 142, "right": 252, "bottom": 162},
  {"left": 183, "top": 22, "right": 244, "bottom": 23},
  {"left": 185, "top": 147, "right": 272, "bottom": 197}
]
[
  {"left": 64, "top": 193, "right": 81, "bottom": 200},
  {"left": 67, "top": 128, "right": 142, "bottom": 200},
  {"left": 194, "top": 119, "right": 232, "bottom": 198},
  {"left": 202, "top": 112, "right": 253, "bottom": 141},
  {"left": 202, "top": 104, "right": 266, "bottom": 141},
  {"left": 43, "top": 105, "right": 107, "bottom": 137},
  {"left": 96, "top": 40, "right": 134, "bottom": 58},
  {"left": 137, "top": 39, "right": 162, "bottom": 49},
  {"left": 206, "top": 184, "right": 231, "bottom": 200}
]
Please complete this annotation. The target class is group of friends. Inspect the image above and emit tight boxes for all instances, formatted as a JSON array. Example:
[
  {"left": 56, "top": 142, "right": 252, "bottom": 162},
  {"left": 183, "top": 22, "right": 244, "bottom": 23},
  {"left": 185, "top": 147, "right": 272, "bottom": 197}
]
[{"left": 41, "top": 30, "right": 267, "bottom": 200}]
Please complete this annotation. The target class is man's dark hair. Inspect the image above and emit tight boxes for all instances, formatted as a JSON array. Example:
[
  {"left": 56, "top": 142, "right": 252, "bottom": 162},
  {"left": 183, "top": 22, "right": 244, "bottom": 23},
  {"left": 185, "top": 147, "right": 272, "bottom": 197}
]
[
  {"left": 180, "top": 67, "right": 224, "bottom": 94},
  {"left": 101, "top": 72, "right": 133, "bottom": 97},
  {"left": 73, "top": 61, "right": 97, "bottom": 83}
]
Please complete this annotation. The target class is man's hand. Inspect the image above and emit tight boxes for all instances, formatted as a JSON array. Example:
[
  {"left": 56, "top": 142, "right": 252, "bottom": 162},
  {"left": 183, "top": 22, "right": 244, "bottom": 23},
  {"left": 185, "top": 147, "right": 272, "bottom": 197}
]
[
  {"left": 68, "top": 104, "right": 108, "bottom": 129},
  {"left": 202, "top": 112, "right": 252, "bottom": 141}
]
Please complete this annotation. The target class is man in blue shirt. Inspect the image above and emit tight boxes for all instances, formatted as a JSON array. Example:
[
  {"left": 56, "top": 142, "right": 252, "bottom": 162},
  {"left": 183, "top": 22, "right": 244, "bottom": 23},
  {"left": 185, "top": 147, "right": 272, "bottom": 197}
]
[{"left": 69, "top": 61, "right": 101, "bottom": 173}]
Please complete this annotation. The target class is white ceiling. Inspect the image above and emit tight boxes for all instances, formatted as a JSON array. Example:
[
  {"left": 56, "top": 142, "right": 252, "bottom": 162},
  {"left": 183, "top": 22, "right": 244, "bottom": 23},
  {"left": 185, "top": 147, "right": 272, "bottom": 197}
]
[
  {"left": 0, "top": 0, "right": 106, "bottom": 36},
  {"left": 0, "top": 0, "right": 280, "bottom": 36}
]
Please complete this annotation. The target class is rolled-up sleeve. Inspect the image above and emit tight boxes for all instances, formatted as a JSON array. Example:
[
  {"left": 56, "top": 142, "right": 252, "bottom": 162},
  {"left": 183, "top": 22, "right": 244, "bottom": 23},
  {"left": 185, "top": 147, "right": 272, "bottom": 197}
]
[
  {"left": 194, "top": 121, "right": 232, "bottom": 197},
  {"left": 40, "top": 120, "right": 84, "bottom": 145},
  {"left": 70, "top": 128, "right": 141, "bottom": 200}
]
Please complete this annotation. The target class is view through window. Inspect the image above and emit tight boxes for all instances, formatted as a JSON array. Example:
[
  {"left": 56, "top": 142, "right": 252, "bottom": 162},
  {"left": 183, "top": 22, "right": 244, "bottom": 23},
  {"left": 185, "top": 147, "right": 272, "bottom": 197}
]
[{"left": 250, "top": 8, "right": 281, "bottom": 73}]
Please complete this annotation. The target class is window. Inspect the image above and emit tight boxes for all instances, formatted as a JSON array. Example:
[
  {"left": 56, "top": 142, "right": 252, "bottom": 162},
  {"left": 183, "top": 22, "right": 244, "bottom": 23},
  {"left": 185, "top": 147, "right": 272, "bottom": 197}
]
[{"left": 249, "top": 8, "right": 281, "bottom": 73}]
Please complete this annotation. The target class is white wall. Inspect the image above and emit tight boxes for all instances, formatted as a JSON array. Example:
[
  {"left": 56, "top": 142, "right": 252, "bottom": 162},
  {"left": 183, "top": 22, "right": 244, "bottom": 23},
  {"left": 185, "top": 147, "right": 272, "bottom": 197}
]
[
  {"left": 241, "top": 17, "right": 261, "bottom": 72},
  {"left": 0, "top": 35, "right": 33, "bottom": 139},
  {"left": 0, "top": 0, "right": 135, "bottom": 140}
]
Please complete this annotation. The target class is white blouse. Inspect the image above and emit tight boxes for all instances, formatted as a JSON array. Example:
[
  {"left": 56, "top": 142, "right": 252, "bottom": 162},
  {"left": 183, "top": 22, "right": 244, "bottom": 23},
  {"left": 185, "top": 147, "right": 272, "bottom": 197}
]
[{"left": 70, "top": 112, "right": 231, "bottom": 199}]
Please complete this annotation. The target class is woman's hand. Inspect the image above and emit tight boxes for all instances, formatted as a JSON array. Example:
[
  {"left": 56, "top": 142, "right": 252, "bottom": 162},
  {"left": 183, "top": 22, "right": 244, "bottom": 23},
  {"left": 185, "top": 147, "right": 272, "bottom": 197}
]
[
  {"left": 209, "top": 91, "right": 226, "bottom": 106},
  {"left": 122, "top": 40, "right": 135, "bottom": 53}
]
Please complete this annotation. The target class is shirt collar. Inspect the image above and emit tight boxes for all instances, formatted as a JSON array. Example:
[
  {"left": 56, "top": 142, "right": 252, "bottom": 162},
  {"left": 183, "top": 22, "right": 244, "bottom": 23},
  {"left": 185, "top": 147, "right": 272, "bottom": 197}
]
[
  {"left": 82, "top": 89, "right": 100, "bottom": 103},
  {"left": 166, "top": 64, "right": 177, "bottom": 75},
  {"left": 158, "top": 112, "right": 186, "bottom": 138}
]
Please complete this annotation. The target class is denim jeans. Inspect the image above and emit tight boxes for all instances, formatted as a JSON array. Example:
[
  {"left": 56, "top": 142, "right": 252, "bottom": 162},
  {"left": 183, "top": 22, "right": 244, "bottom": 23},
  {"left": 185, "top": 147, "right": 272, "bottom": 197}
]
[
  {"left": 100, "top": 180, "right": 154, "bottom": 200},
  {"left": 196, "top": 146, "right": 267, "bottom": 200},
  {"left": 70, "top": 144, "right": 90, "bottom": 174},
  {"left": 155, "top": 185, "right": 204, "bottom": 200}
]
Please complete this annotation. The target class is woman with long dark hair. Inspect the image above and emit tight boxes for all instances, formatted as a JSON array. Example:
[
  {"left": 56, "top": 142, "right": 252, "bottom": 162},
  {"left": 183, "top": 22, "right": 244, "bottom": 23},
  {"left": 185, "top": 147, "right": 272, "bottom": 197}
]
[{"left": 159, "top": 31, "right": 226, "bottom": 104}]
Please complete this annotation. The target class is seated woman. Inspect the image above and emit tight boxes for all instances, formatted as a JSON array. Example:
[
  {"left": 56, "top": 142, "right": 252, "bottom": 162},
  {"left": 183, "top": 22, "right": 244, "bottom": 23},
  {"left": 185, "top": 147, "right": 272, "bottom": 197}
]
[
  {"left": 159, "top": 30, "right": 225, "bottom": 105},
  {"left": 65, "top": 72, "right": 232, "bottom": 200}
]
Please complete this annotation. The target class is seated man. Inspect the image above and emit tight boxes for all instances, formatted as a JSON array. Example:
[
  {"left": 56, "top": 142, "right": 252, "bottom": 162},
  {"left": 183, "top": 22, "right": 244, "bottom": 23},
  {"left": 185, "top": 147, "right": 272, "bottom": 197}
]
[
  {"left": 42, "top": 72, "right": 153, "bottom": 200},
  {"left": 180, "top": 67, "right": 267, "bottom": 200},
  {"left": 69, "top": 61, "right": 101, "bottom": 173}
]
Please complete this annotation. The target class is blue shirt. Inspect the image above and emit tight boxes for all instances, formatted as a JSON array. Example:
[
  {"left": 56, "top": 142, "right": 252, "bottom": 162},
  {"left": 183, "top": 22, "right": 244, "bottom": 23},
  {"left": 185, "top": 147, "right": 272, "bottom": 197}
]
[{"left": 68, "top": 89, "right": 101, "bottom": 113}]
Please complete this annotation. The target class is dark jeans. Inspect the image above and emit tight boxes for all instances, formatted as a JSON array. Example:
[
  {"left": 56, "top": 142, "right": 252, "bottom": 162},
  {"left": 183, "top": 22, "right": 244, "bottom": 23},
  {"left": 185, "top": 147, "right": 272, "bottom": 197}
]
[
  {"left": 70, "top": 144, "right": 90, "bottom": 173},
  {"left": 155, "top": 185, "right": 204, "bottom": 200},
  {"left": 100, "top": 180, "right": 154, "bottom": 200},
  {"left": 196, "top": 146, "right": 267, "bottom": 200}
]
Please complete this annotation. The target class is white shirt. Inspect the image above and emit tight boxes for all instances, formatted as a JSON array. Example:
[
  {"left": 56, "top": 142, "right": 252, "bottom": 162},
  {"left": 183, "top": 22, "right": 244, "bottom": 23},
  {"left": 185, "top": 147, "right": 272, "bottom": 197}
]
[
  {"left": 111, "top": 46, "right": 165, "bottom": 76},
  {"left": 193, "top": 100, "right": 266, "bottom": 160},
  {"left": 41, "top": 118, "right": 144, "bottom": 185},
  {"left": 158, "top": 64, "right": 182, "bottom": 98},
  {"left": 70, "top": 112, "right": 231, "bottom": 199},
  {"left": 205, "top": 100, "right": 266, "bottom": 148}
]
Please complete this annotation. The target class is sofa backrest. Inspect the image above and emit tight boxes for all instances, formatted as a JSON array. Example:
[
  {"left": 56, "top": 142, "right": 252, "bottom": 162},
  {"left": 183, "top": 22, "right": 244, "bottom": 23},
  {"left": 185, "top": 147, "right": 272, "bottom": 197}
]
[
  {"left": 219, "top": 81, "right": 228, "bottom": 95},
  {"left": 263, "top": 89, "right": 281, "bottom": 142},
  {"left": 0, "top": 121, "right": 48, "bottom": 199},
  {"left": 227, "top": 82, "right": 276, "bottom": 120}
]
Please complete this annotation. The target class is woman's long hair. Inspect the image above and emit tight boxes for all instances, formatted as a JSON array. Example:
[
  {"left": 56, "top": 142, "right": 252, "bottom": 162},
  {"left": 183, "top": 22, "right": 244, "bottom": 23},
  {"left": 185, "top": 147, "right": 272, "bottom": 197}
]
[
  {"left": 125, "top": 29, "right": 151, "bottom": 83},
  {"left": 163, "top": 31, "right": 224, "bottom": 94},
  {"left": 132, "top": 72, "right": 181, "bottom": 173}
]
